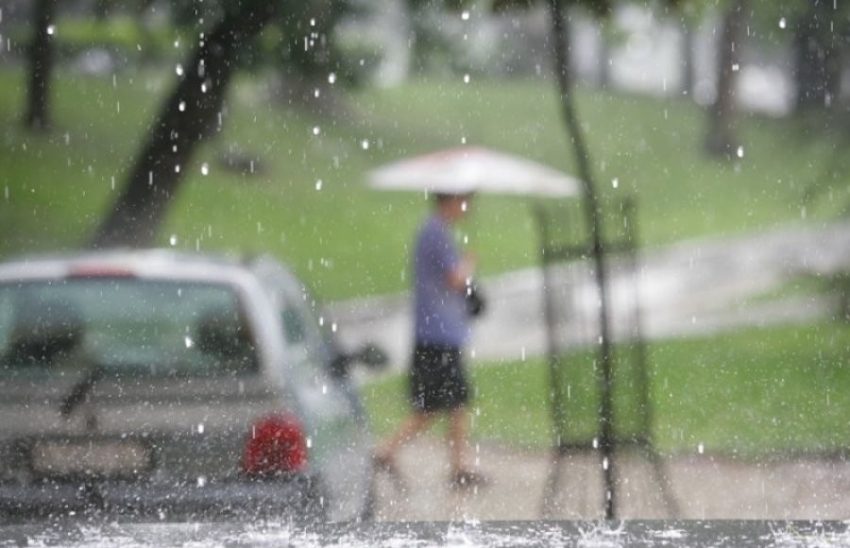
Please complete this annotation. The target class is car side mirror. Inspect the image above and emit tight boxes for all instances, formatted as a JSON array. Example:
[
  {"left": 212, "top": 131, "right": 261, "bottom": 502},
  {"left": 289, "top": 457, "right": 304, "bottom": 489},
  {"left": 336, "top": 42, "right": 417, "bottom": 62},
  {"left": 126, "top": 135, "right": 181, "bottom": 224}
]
[{"left": 329, "top": 343, "right": 388, "bottom": 378}]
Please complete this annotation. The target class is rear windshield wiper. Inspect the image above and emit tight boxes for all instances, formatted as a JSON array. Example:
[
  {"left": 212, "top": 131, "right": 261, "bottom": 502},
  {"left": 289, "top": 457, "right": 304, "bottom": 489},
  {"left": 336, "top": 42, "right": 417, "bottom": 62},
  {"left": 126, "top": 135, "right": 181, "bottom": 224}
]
[{"left": 60, "top": 364, "right": 105, "bottom": 417}]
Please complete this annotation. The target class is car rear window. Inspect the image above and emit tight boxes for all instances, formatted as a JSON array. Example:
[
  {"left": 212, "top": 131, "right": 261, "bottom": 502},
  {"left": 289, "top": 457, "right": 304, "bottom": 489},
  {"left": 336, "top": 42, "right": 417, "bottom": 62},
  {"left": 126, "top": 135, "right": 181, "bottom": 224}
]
[{"left": 0, "top": 278, "right": 258, "bottom": 378}]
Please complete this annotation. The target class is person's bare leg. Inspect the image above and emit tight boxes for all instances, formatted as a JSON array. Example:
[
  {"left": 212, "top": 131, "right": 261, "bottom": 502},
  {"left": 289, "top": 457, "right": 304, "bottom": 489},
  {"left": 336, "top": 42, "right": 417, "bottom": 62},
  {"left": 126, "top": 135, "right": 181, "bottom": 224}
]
[
  {"left": 447, "top": 406, "right": 470, "bottom": 473},
  {"left": 375, "top": 411, "right": 435, "bottom": 461}
]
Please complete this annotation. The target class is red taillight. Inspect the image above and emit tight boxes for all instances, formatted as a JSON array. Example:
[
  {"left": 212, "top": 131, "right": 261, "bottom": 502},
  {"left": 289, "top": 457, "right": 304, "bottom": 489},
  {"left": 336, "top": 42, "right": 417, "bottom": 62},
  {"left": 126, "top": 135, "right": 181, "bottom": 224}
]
[{"left": 242, "top": 413, "right": 308, "bottom": 477}]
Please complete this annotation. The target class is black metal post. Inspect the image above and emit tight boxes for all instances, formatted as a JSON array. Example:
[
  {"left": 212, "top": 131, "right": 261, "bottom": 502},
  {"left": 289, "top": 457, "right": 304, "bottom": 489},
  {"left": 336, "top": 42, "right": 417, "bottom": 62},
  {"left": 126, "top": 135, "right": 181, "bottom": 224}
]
[{"left": 547, "top": 0, "right": 617, "bottom": 519}]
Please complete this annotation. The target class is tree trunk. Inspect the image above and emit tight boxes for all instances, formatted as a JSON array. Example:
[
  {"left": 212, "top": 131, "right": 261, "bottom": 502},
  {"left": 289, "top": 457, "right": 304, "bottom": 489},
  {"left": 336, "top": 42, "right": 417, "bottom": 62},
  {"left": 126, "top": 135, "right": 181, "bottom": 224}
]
[
  {"left": 547, "top": 0, "right": 617, "bottom": 520},
  {"left": 597, "top": 22, "right": 610, "bottom": 88},
  {"left": 24, "top": 0, "right": 57, "bottom": 131},
  {"left": 704, "top": 0, "right": 745, "bottom": 159},
  {"left": 679, "top": 18, "right": 695, "bottom": 98},
  {"left": 89, "top": 3, "right": 279, "bottom": 249},
  {"left": 794, "top": 2, "right": 842, "bottom": 112}
]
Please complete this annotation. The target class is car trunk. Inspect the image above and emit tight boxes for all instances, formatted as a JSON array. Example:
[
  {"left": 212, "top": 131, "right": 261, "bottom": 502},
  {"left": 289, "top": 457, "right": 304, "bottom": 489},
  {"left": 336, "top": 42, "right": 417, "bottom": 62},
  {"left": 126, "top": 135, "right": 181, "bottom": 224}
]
[{"left": 0, "top": 276, "right": 311, "bottom": 519}]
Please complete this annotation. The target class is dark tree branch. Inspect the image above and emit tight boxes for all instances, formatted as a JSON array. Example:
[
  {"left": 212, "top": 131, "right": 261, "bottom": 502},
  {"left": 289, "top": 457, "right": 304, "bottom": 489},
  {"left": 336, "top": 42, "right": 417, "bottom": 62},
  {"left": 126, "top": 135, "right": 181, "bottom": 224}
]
[
  {"left": 89, "top": 3, "right": 280, "bottom": 249},
  {"left": 704, "top": 0, "right": 745, "bottom": 158},
  {"left": 24, "top": 0, "right": 57, "bottom": 131}
]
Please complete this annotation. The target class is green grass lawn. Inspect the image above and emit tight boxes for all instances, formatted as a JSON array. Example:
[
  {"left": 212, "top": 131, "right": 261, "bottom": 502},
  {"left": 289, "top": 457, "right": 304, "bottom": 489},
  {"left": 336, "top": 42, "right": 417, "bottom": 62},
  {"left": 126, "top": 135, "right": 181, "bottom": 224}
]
[
  {"left": 3, "top": 66, "right": 849, "bottom": 459},
  {"left": 0, "top": 67, "right": 846, "bottom": 300},
  {"left": 363, "top": 322, "right": 850, "bottom": 457}
]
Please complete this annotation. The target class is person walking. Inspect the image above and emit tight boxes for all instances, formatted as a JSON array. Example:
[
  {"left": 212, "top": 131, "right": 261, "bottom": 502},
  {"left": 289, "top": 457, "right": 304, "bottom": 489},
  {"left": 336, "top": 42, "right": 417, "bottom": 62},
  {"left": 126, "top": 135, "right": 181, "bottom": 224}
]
[{"left": 373, "top": 192, "right": 487, "bottom": 490}]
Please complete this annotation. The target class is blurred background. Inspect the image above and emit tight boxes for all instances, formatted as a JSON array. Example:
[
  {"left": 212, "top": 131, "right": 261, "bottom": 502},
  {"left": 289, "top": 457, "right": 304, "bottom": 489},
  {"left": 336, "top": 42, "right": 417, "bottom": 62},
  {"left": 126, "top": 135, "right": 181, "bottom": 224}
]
[{"left": 1, "top": 0, "right": 850, "bottom": 519}]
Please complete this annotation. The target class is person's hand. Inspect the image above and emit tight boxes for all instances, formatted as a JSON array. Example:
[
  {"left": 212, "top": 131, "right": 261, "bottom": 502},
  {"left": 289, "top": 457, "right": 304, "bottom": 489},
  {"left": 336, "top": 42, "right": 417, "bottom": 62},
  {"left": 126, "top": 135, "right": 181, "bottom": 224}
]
[
  {"left": 448, "top": 253, "right": 476, "bottom": 292},
  {"left": 459, "top": 252, "right": 477, "bottom": 281}
]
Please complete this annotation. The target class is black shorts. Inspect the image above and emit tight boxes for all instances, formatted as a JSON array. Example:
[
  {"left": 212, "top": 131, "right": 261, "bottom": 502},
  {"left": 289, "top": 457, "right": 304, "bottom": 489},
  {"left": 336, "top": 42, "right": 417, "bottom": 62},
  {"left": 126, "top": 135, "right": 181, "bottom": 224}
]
[{"left": 409, "top": 343, "right": 469, "bottom": 412}]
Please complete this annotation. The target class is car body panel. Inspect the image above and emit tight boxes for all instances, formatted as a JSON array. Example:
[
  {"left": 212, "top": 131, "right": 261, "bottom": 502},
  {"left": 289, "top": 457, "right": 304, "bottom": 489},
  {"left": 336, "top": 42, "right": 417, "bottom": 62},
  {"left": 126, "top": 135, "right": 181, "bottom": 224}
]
[{"left": 0, "top": 250, "right": 372, "bottom": 522}]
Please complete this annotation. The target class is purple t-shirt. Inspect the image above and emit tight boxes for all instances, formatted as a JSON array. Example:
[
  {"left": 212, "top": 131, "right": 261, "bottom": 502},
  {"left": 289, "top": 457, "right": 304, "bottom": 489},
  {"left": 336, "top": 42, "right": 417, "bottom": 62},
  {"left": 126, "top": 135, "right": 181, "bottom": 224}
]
[{"left": 413, "top": 215, "right": 469, "bottom": 348}]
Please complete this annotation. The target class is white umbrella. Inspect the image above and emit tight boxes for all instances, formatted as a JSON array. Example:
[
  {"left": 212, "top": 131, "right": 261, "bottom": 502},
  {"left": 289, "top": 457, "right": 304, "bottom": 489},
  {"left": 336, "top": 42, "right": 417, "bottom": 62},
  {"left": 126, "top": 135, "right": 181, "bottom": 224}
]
[{"left": 367, "top": 146, "right": 582, "bottom": 197}]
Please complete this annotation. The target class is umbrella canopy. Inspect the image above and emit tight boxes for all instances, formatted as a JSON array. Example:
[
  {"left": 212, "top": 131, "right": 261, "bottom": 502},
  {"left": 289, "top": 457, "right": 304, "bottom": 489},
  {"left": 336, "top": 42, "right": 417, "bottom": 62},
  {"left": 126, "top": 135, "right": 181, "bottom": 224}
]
[{"left": 367, "top": 146, "right": 582, "bottom": 198}]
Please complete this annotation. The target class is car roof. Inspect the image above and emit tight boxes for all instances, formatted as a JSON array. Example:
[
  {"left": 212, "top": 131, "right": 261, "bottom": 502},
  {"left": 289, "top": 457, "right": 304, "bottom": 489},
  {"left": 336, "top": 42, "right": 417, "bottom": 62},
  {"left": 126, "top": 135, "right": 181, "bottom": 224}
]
[{"left": 0, "top": 249, "right": 260, "bottom": 285}]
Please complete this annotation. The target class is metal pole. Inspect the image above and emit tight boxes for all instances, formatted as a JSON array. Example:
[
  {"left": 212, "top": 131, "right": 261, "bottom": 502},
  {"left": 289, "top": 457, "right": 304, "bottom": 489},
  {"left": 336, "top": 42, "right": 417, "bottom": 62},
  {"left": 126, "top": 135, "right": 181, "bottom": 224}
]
[
  {"left": 534, "top": 204, "right": 570, "bottom": 517},
  {"left": 547, "top": 0, "right": 617, "bottom": 519}
]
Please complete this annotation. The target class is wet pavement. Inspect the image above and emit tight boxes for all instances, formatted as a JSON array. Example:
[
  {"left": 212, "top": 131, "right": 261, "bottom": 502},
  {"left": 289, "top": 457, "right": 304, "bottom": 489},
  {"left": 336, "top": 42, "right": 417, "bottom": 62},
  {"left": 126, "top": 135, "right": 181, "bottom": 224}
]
[
  {"left": 3, "top": 518, "right": 850, "bottom": 547},
  {"left": 373, "top": 437, "right": 850, "bottom": 522}
]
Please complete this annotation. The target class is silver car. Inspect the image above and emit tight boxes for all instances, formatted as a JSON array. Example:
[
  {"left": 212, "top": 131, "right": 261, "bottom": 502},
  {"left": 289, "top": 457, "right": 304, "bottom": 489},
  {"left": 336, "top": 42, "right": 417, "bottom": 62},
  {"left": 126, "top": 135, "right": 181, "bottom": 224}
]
[{"left": 0, "top": 250, "right": 382, "bottom": 523}]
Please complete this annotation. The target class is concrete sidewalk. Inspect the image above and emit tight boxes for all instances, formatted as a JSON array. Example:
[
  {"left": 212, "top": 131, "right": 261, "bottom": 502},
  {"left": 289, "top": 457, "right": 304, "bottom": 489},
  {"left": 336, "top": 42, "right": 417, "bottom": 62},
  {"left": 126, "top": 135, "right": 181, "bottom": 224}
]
[{"left": 374, "top": 437, "right": 850, "bottom": 521}]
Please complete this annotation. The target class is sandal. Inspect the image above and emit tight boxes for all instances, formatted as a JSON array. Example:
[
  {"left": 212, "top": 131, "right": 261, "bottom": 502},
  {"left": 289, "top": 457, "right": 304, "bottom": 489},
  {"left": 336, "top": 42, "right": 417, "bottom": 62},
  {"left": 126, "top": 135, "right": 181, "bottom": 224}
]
[{"left": 449, "top": 469, "right": 489, "bottom": 490}]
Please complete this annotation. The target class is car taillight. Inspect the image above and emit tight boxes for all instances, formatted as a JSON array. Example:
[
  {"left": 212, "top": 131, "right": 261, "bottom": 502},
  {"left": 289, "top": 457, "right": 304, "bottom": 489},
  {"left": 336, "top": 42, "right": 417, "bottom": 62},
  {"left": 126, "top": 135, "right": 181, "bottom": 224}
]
[{"left": 242, "top": 413, "right": 308, "bottom": 477}]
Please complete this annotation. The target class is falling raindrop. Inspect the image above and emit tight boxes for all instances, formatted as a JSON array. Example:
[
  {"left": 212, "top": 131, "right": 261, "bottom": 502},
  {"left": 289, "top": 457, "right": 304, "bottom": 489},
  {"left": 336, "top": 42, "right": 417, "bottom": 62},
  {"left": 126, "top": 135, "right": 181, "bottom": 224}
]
[
  {"left": 731, "top": 63, "right": 740, "bottom": 72},
  {"left": 361, "top": 139, "right": 370, "bottom": 150},
  {"left": 736, "top": 145, "right": 744, "bottom": 158},
  {"left": 197, "top": 476, "right": 207, "bottom": 487},
  {"left": 174, "top": 164, "right": 181, "bottom": 174},
  {"left": 315, "top": 179, "right": 323, "bottom": 191},
  {"left": 698, "top": 442, "right": 705, "bottom": 454},
  {"left": 175, "top": 64, "right": 184, "bottom": 76},
  {"left": 46, "top": 24, "right": 55, "bottom": 36},
  {"left": 779, "top": 17, "right": 787, "bottom": 29},
  {"left": 170, "top": 235, "right": 178, "bottom": 246},
  {"left": 200, "top": 82, "right": 207, "bottom": 93},
  {"left": 463, "top": 74, "right": 470, "bottom": 84},
  {"left": 314, "top": 88, "right": 321, "bottom": 98},
  {"left": 178, "top": 101, "right": 186, "bottom": 112},
  {"left": 197, "top": 423, "right": 205, "bottom": 434},
  {"left": 331, "top": 322, "right": 338, "bottom": 333},
  {"left": 110, "top": 176, "right": 115, "bottom": 190},
  {"left": 201, "top": 163, "right": 209, "bottom": 176},
  {"left": 327, "top": 72, "right": 337, "bottom": 84},
  {"left": 612, "top": 178, "right": 619, "bottom": 189},
  {"left": 184, "top": 336, "right": 194, "bottom": 348},
  {"left": 312, "top": 126, "right": 321, "bottom": 136},
  {"left": 461, "top": 10, "right": 470, "bottom": 20}
]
